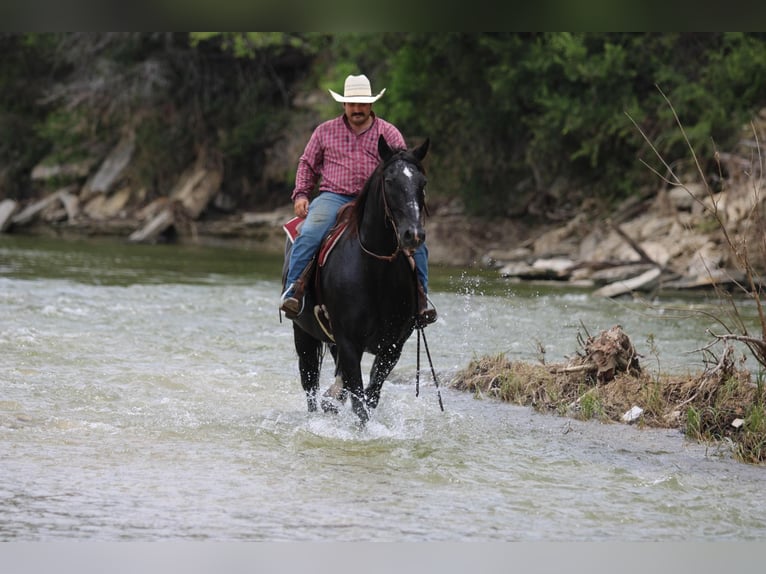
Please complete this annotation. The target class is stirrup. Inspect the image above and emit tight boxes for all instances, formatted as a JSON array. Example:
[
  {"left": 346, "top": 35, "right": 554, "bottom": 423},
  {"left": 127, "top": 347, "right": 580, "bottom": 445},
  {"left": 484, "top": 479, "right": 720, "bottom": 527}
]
[{"left": 417, "top": 297, "right": 437, "bottom": 327}]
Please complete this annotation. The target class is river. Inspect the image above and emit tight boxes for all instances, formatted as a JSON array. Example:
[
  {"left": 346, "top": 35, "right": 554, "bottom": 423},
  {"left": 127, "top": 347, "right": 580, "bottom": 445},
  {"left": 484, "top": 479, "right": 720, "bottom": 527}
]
[{"left": 1, "top": 235, "right": 764, "bottom": 542}]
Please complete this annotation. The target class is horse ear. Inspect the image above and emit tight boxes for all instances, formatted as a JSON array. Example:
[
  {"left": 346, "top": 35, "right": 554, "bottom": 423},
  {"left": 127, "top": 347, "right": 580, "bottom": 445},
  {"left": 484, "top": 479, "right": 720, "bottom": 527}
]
[
  {"left": 413, "top": 137, "right": 429, "bottom": 162},
  {"left": 378, "top": 135, "right": 394, "bottom": 162}
]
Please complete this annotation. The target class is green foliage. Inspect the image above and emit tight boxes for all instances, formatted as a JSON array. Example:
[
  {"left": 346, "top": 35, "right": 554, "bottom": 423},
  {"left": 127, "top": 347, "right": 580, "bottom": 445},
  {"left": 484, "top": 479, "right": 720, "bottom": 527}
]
[
  {"left": 577, "top": 387, "right": 604, "bottom": 420},
  {"left": 35, "top": 109, "right": 98, "bottom": 164},
  {"left": 0, "top": 33, "right": 55, "bottom": 198},
  {"left": 189, "top": 32, "right": 319, "bottom": 58},
  {"left": 3, "top": 33, "right": 316, "bottom": 205},
  {"left": 131, "top": 112, "right": 194, "bottom": 194},
  {"left": 685, "top": 406, "right": 702, "bottom": 439},
  {"left": 360, "top": 33, "right": 766, "bottom": 216},
  {"left": 2, "top": 33, "right": 766, "bottom": 216}
]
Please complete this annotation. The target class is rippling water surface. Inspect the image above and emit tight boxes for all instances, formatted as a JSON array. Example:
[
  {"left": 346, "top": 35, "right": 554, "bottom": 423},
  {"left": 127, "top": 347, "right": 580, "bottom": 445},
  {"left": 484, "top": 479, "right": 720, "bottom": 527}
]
[{"left": 1, "top": 236, "right": 764, "bottom": 541}]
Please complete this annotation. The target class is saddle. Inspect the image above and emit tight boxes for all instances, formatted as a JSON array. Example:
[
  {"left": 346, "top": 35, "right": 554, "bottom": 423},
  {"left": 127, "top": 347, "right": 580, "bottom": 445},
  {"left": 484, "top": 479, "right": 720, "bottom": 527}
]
[
  {"left": 283, "top": 203, "right": 356, "bottom": 340},
  {"left": 283, "top": 202, "right": 353, "bottom": 266},
  {"left": 284, "top": 203, "right": 418, "bottom": 338}
]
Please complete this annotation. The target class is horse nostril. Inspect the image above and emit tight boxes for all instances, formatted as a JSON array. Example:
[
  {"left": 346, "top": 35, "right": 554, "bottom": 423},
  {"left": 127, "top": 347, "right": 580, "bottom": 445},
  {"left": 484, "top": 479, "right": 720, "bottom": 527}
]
[{"left": 402, "top": 227, "right": 425, "bottom": 248}]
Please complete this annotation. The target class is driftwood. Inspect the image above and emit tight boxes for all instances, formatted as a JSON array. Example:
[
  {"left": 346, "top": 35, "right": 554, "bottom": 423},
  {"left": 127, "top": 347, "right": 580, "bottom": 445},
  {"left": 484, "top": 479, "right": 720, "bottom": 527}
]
[
  {"left": 81, "top": 132, "right": 135, "bottom": 197},
  {"left": 559, "top": 325, "right": 641, "bottom": 383},
  {"left": 592, "top": 267, "right": 662, "bottom": 298},
  {"left": 0, "top": 199, "right": 18, "bottom": 232},
  {"left": 129, "top": 207, "right": 174, "bottom": 243}
]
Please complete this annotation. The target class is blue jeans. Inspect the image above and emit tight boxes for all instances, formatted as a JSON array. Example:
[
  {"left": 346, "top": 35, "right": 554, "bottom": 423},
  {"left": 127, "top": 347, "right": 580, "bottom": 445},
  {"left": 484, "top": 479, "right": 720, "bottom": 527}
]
[{"left": 286, "top": 191, "right": 429, "bottom": 293}]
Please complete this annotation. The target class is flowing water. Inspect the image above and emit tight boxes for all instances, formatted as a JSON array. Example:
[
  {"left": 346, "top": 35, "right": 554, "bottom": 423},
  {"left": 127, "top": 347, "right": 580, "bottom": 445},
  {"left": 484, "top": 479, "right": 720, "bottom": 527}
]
[{"left": 1, "top": 235, "right": 764, "bottom": 541}]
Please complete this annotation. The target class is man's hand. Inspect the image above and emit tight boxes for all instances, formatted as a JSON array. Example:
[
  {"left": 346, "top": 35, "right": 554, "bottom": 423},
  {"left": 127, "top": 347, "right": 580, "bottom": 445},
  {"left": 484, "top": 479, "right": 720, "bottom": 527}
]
[{"left": 294, "top": 197, "right": 309, "bottom": 218}]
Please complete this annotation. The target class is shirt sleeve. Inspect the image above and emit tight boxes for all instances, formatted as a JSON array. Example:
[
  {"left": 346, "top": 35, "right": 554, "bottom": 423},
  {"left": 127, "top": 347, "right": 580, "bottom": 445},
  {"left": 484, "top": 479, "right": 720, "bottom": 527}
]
[
  {"left": 382, "top": 121, "right": 406, "bottom": 150},
  {"left": 291, "top": 128, "right": 323, "bottom": 202}
]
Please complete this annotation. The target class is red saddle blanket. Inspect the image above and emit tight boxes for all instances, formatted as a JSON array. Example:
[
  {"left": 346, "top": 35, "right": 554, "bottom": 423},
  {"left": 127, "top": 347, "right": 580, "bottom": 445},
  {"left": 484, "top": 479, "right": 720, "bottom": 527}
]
[
  {"left": 282, "top": 204, "right": 354, "bottom": 266},
  {"left": 282, "top": 216, "right": 304, "bottom": 243}
]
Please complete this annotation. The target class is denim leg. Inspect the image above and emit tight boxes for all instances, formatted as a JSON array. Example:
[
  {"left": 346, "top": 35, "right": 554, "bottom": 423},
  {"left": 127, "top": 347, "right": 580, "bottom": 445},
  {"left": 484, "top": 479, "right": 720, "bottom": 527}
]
[
  {"left": 286, "top": 192, "right": 354, "bottom": 287},
  {"left": 413, "top": 243, "right": 429, "bottom": 294}
]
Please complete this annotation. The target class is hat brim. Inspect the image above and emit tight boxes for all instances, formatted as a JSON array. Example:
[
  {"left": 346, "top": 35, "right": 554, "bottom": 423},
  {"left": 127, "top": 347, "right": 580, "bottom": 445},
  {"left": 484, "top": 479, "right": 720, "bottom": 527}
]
[{"left": 329, "top": 87, "right": 386, "bottom": 103}]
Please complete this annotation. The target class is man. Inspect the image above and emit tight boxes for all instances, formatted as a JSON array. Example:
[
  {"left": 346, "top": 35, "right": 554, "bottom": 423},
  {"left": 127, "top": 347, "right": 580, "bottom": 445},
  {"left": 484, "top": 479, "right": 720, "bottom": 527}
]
[{"left": 280, "top": 73, "right": 436, "bottom": 326}]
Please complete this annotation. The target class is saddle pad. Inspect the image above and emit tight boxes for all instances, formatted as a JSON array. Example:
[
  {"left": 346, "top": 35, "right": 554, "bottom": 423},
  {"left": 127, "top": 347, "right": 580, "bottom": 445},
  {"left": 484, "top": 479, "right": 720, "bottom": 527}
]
[
  {"left": 284, "top": 201, "right": 354, "bottom": 265},
  {"left": 318, "top": 221, "right": 349, "bottom": 266},
  {"left": 282, "top": 216, "right": 304, "bottom": 243}
]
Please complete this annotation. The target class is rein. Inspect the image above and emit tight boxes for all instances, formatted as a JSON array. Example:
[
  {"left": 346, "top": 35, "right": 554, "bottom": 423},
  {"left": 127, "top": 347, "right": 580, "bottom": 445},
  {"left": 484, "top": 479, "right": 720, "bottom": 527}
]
[
  {"left": 416, "top": 324, "right": 444, "bottom": 411},
  {"left": 357, "top": 168, "right": 408, "bottom": 262}
]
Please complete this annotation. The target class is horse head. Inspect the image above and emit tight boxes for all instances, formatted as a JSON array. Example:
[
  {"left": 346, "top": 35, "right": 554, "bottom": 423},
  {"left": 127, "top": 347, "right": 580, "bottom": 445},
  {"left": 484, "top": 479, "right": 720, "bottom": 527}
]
[{"left": 377, "top": 135, "right": 430, "bottom": 255}]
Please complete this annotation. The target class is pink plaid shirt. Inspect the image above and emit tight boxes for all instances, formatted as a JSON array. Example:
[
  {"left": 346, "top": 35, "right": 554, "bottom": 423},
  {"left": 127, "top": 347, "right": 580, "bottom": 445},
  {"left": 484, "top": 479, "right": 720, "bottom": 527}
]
[{"left": 291, "top": 113, "right": 406, "bottom": 202}]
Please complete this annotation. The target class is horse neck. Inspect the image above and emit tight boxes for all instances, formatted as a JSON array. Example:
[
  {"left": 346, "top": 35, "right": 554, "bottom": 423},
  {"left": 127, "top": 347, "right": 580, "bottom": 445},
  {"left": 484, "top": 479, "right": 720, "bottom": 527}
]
[{"left": 358, "top": 176, "right": 398, "bottom": 254}]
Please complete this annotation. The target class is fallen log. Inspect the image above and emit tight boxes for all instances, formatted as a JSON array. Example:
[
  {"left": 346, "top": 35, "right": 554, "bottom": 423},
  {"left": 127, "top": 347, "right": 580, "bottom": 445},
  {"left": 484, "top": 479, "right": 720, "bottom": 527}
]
[
  {"left": 0, "top": 199, "right": 18, "bottom": 232},
  {"left": 128, "top": 207, "right": 174, "bottom": 243},
  {"left": 592, "top": 266, "right": 662, "bottom": 298}
]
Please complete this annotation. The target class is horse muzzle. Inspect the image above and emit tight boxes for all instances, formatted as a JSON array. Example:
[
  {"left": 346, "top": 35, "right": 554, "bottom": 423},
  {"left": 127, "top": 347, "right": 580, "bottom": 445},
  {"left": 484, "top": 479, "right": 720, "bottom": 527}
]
[{"left": 400, "top": 225, "right": 425, "bottom": 253}]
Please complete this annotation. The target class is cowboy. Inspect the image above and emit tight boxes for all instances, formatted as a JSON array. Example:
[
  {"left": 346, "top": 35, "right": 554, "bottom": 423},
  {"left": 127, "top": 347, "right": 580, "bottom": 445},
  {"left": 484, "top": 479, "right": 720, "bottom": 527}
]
[{"left": 280, "top": 74, "right": 436, "bottom": 326}]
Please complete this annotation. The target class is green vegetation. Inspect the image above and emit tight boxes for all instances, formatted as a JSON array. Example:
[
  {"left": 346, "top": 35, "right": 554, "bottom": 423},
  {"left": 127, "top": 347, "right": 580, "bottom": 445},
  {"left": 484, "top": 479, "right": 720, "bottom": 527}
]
[{"left": 2, "top": 33, "right": 765, "bottom": 219}]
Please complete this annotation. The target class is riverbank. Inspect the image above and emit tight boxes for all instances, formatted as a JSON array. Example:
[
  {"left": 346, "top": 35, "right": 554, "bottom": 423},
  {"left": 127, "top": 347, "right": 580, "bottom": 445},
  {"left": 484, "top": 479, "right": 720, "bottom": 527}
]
[
  {"left": 450, "top": 325, "right": 766, "bottom": 465},
  {"left": 2, "top": 171, "right": 763, "bottom": 300}
]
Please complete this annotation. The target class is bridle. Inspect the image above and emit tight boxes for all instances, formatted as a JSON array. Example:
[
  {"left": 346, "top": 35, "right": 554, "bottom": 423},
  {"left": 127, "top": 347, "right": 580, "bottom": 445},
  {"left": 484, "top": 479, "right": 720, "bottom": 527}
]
[{"left": 358, "top": 161, "right": 423, "bottom": 262}]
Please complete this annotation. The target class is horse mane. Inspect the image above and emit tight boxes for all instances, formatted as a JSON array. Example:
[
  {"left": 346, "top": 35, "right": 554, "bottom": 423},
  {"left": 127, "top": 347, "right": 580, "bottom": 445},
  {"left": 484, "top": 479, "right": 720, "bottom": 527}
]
[{"left": 350, "top": 147, "right": 427, "bottom": 232}]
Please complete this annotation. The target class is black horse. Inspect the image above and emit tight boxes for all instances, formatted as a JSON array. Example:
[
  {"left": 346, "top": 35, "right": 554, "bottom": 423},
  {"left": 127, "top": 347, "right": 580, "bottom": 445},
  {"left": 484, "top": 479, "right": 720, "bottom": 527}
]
[{"left": 282, "top": 135, "right": 430, "bottom": 424}]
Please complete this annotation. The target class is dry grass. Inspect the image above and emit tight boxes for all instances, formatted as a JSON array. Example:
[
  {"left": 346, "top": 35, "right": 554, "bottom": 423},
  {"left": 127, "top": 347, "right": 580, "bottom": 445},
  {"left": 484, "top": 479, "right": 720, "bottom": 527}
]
[{"left": 450, "top": 327, "right": 766, "bottom": 464}]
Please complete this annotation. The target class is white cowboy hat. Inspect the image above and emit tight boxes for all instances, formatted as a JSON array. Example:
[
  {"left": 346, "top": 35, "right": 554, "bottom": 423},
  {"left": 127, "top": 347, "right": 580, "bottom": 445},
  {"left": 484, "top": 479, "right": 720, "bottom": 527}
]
[{"left": 328, "top": 74, "right": 386, "bottom": 103}]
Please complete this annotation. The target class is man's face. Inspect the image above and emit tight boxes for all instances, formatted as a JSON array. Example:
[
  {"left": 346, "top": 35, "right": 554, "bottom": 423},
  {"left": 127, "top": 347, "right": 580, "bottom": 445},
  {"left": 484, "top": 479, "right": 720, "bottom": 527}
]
[{"left": 344, "top": 102, "right": 372, "bottom": 127}]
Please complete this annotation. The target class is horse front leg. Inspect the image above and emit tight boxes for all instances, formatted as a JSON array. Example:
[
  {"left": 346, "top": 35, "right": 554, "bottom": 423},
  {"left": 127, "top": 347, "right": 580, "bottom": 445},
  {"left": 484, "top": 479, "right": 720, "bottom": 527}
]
[
  {"left": 335, "top": 338, "right": 369, "bottom": 425},
  {"left": 320, "top": 344, "right": 348, "bottom": 414},
  {"left": 293, "top": 324, "right": 323, "bottom": 412},
  {"left": 366, "top": 343, "right": 404, "bottom": 410}
]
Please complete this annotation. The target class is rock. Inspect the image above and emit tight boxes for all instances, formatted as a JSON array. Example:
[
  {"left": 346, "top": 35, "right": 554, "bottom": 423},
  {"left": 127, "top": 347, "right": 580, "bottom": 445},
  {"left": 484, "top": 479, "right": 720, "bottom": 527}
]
[
  {"left": 83, "top": 187, "right": 135, "bottom": 220},
  {"left": 663, "top": 269, "right": 746, "bottom": 290},
  {"left": 31, "top": 158, "right": 95, "bottom": 182},
  {"left": 531, "top": 257, "right": 575, "bottom": 278},
  {"left": 483, "top": 247, "right": 532, "bottom": 267},
  {"left": 665, "top": 183, "right": 708, "bottom": 211},
  {"left": 499, "top": 261, "right": 536, "bottom": 279},
  {"left": 622, "top": 405, "right": 644, "bottom": 423},
  {"left": 532, "top": 226, "right": 579, "bottom": 257}
]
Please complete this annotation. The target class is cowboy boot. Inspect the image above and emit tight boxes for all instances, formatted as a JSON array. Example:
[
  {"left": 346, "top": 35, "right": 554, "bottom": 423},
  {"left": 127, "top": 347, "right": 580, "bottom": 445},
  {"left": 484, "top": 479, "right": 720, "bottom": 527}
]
[
  {"left": 417, "top": 280, "right": 437, "bottom": 327},
  {"left": 280, "top": 278, "right": 305, "bottom": 317},
  {"left": 280, "top": 259, "right": 315, "bottom": 317}
]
